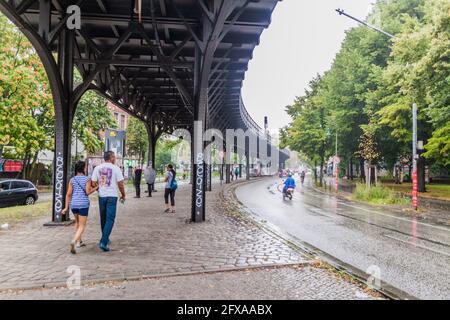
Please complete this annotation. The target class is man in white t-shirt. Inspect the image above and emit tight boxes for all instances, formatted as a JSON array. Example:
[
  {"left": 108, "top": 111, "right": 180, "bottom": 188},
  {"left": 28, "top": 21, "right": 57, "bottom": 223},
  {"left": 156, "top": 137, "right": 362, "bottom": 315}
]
[{"left": 91, "top": 151, "right": 126, "bottom": 252}]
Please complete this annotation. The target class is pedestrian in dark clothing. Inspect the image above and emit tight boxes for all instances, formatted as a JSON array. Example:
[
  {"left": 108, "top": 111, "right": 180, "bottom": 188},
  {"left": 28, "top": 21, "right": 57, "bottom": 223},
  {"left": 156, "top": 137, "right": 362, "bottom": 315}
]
[
  {"left": 134, "top": 167, "right": 143, "bottom": 198},
  {"left": 164, "top": 164, "right": 177, "bottom": 213}
]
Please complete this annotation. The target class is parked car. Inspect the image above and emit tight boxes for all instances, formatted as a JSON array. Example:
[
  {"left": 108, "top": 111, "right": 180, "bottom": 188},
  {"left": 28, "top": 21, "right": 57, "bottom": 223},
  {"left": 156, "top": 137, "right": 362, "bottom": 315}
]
[{"left": 0, "top": 179, "right": 38, "bottom": 208}]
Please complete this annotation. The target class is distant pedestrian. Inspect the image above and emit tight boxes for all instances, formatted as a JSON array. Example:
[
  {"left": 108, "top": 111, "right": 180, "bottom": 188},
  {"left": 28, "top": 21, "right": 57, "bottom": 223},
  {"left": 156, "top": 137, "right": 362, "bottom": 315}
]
[
  {"left": 62, "top": 160, "right": 98, "bottom": 254},
  {"left": 300, "top": 170, "right": 306, "bottom": 185},
  {"left": 234, "top": 166, "right": 239, "bottom": 180},
  {"left": 144, "top": 162, "right": 156, "bottom": 197},
  {"left": 134, "top": 167, "right": 143, "bottom": 198},
  {"left": 91, "top": 151, "right": 126, "bottom": 252},
  {"left": 164, "top": 164, "right": 177, "bottom": 213}
]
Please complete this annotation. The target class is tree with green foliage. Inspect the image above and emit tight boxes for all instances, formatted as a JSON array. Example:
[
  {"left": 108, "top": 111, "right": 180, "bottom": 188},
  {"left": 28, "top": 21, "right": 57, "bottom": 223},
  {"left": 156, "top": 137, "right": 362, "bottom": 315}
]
[
  {"left": 73, "top": 97, "right": 117, "bottom": 158},
  {"left": 282, "top": 0, "right": 449, "bottom": 194},
  {"left": 155, "top": 136, "right": 182, "bottom": 174},
  {"left": 72, "top": 71, "right": 118, "bottom": 157},
  {"left": 126, "top": 117, "right": 149, "bottom": 167},
  {"left": 0, "top": 13, "right": 118, "bottom": 180},
  {"left": 0, "top": 14, "right": 54, "bottom": 179},
  {"left": 376, "top": 0, "right": 450, "bottom": 189},
  {"left": 280, "top": 76, "right": 332, "bottom": 186}
]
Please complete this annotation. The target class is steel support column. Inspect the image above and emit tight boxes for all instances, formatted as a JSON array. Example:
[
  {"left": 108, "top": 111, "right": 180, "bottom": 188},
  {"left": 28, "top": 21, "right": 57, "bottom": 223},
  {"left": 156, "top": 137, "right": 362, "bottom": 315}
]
[
  {"left": 225, "top": 164, "right": 231, "bottom": 184},
  {"left": 191, "top": 1, "right": 238, "bottom": 222},
  {"left": 191, "top": 44, "right": 206, "bottom": 222},
  {"left": 246, "top": 152, "right": 250, "bottom": 180},
  {"left": 145, "top": 120, "right": 156, "bottom": 169},
  {"left": 49, "top": 27, "right": 76, "bottom": 225}
]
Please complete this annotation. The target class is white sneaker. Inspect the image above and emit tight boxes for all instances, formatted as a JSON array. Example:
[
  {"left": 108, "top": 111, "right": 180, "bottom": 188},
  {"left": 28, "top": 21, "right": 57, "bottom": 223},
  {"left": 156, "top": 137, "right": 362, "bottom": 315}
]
[{"left": 76, "top": 241, "right": 86, "bottom": 248}]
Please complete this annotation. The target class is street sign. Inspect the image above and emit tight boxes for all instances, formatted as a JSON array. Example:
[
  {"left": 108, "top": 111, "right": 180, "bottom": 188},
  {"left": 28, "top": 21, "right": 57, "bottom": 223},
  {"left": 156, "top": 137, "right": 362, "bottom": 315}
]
[
  {"left": 0, "top": 160, "right": 23, "bottom": 173},
  {"left": 105, "top": 129, "right": 126, "bottom": 158}
]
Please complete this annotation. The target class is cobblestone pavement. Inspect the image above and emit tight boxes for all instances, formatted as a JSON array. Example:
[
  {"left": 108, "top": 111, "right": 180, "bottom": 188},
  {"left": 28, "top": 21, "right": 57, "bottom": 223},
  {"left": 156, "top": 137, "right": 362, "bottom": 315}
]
[
  {"left": 0, "top": 182, "right": 305, "bottom": 290},
  {"left": 0, "top": 180, "right": 382, "bottom": 299},
  {"left": 0, "top": 266, "right": 381, "bottom": 300}
]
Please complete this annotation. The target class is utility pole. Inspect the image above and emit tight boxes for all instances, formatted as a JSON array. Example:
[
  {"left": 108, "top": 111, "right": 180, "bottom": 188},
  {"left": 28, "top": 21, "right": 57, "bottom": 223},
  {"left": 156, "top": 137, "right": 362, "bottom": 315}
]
[
  {"left": 412, "top": 103, "right": 418, "bottom": 210},
  {"left": 335, "top": 131, "right": 339, "bottom": 193},
  {"left": 336, "top": 8, "right": 419, "bottom": 209}
]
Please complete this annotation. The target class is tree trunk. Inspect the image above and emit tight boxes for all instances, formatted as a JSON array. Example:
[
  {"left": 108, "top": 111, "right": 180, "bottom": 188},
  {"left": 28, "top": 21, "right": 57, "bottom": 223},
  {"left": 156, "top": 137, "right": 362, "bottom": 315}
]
[
  {"left": 319, "top": 161, "right": 324, "bottom": 188},
  {"left": 400, "top": 165, "right": 404, "bottom": 184},
  {"left": 394, "top": 165, "right": 399, "bottom": 184},
  {"left": 418, "top": 156, "right": 426, "bottom": 193},
  {"left": 366, "top": 162, "right": 371, "bottom": 188},
  {"left": 350, "top": 158, "right": 354, "bottom": 181},
  {"left": 360, "top": 158, "right": 366, "bottom": 183},
  {"left": 22, "top": 151, "right": 31, "bottom": 180},
  {"left": 356, "top": 160, "right": 360, "bottom": 177},
  {"left": 374, "top": 166, "right": 378, "bottom": 186},
  {"left": 314, "top": 160, "right": 318, "bottom": 184},
  {"left": 29, "top": 151, "right": 39, "bottom": 184},
  {"left": 347, "top": 161, "right": 350, "bottom": 179},
  {"left": 319, "top": 141, "right": 325, "bottom": 187}
]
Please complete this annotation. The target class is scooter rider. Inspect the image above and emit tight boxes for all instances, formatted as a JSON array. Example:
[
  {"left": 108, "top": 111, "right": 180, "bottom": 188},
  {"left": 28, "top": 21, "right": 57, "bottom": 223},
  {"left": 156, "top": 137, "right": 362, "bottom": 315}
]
[{"left": 283, "top": 173, "right": 296, "bottom": 195}]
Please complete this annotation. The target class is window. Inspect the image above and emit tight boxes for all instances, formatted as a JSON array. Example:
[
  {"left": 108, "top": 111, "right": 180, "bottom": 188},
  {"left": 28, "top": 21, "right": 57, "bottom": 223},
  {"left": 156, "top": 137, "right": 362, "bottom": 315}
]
[
  {"left": 11, "top": 181, "right": 29, "bottom": 189},
  {"left": 0, "top": 181, "right": 11, "bottom": 191},
  {"left": 114, "top": 112, "right": 119, "bottom": 123},
  {"left": 120, "top": 114, "right": 126, "bottom": 130}
]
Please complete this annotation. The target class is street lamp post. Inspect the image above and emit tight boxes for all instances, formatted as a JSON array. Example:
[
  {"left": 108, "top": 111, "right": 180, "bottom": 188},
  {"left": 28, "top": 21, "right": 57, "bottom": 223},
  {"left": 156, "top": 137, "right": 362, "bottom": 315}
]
[
  {"left": 412, "top": 103, "right": 418, "bottom": 210},
  {"left": 335, "top": 131, "right": 339, "bottom": 193},
  {"left": 336, "top": 8, "right": 419, "bottom": 210}
]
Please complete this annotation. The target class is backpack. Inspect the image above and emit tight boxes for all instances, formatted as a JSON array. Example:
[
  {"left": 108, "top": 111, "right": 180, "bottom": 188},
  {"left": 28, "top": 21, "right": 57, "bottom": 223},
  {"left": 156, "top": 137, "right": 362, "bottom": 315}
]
[{"left": 169, "top": 172, "right": 178, "bottom": 190}]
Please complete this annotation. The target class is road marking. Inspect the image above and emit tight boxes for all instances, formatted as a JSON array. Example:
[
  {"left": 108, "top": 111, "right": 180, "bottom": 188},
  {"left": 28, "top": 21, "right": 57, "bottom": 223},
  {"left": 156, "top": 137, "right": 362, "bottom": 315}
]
[{"left": 383, "top": 234, "right": 450, "bottom": 258}]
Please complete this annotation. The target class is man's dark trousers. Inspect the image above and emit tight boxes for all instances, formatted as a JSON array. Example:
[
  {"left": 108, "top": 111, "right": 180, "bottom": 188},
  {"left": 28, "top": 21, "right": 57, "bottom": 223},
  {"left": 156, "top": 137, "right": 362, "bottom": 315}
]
[
  {"left": 134, "top": 169, "right": 142, "bottom": 198},
  {"left": 147, "top": 183, "right": 153, "bottom": 196},
  {"left": 99, "top": 197, "right": 118, "bottom": 247}
]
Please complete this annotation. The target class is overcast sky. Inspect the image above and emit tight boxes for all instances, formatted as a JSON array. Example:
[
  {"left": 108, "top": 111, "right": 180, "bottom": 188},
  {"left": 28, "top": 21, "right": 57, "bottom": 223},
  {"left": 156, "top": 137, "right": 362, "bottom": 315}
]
[{"left": 242, "top": 0, "right": 374, "bottom": 132}]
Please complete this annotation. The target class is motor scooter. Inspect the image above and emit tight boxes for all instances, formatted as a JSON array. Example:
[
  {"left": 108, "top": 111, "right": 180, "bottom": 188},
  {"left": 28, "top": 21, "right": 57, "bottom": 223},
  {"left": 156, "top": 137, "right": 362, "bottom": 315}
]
[{"left": 283, "top": 187, "right": 294, "bottom": 200}]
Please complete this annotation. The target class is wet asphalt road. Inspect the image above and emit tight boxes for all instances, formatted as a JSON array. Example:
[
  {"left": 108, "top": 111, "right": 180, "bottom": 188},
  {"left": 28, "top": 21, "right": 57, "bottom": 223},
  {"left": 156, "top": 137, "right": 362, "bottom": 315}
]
[{"left": 235, "top": 177, "right": 450, "bottom": 300}]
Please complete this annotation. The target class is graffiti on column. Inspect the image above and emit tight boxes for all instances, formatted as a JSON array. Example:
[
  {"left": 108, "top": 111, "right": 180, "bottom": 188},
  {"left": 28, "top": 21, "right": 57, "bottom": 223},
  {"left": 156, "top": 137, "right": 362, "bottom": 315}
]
[
  {"left": 195, "top": 152, "right": 204, "bottom": 216},
  {"left": 54, "top": 152, "right": 64, "bottom": 220}
]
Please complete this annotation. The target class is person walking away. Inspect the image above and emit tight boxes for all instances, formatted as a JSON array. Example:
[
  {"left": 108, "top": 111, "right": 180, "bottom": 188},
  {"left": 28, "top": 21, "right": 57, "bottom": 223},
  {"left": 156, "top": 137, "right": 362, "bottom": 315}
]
[
  {"left": 234, "top": 166, "right": 239, "bottom": 180},
  {"left": 300, "top": 170, "right": 306, "bottom": 185},
  {"left": 62, "top": 161, "right": 98, "bottom": 254},
  {"left": 91, "top": 151, "right": 126, "bottom": 252},
  {"left": 134, "top": 166, "right": 143, "bottom": 198},
  {"left": 164, "top": 164, "right": 177, "bottom": 213},
  {"left": 144, "top": 162, "right": 156, "bottom": 197}
]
